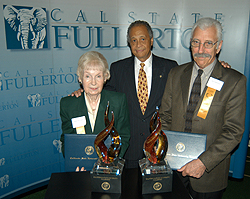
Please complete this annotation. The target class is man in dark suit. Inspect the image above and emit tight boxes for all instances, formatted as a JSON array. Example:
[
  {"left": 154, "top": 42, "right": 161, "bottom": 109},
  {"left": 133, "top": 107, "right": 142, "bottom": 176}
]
[
  {"left": 105, "top": 20, "right": 177, "bottom": 168},
  {"left": 159, "top": 17, "right": 246, "bottom": 199}
]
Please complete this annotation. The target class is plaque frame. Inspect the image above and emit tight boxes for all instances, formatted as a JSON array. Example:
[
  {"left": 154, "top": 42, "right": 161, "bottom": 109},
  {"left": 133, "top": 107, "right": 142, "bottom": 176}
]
[
  {"left": 64, "top": 134, "right": 98, "bottom": 171},
  {"left": 163, "top": 130, "right": 207, "bottom": 170}
]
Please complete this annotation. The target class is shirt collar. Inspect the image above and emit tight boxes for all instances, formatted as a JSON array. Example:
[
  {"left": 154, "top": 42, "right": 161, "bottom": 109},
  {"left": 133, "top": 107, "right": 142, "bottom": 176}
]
[
  {"left": 84, "top": 92, "right": 101, "bottom": 115},
  {"left": 134, "top": 53, "right": 152, "bottom": 69},
  {"left": 194, "top": 58, "right": 217, "bottom": 76}
]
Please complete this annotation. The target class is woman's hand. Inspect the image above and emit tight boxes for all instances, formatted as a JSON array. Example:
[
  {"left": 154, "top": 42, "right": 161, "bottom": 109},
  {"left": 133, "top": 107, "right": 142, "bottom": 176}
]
[{"left": 75, "top": 166, "right": 86, "bottom": 172}]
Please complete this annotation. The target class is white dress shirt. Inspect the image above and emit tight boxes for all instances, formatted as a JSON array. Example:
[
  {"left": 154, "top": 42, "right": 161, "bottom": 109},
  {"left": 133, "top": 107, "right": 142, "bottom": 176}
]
[{"left": 84, "top": 92, "right": 100, "bottom": 132}]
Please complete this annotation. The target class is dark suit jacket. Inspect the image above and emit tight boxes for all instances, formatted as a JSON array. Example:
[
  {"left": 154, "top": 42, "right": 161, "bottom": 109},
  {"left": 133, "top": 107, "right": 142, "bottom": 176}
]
[
  {"left": 105, "top": 54, "right": 177, "bottom": 168},
  {"left": 60, "top": 89, "right": 130, "bottom": 158},
  {"left": 159, "top": 60, "right": 246, "bottom": 192}
]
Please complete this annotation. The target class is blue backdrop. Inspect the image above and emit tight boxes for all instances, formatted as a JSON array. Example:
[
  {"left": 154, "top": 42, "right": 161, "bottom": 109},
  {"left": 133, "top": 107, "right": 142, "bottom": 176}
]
[{"left": 0, "top": 1, "right": 249, "bottom": 198}]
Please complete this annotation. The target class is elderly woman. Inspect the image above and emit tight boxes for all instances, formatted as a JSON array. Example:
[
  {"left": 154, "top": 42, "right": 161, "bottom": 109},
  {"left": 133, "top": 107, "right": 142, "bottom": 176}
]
[{"left": 60, "top": 51, "right": 130, "bottom": 158}]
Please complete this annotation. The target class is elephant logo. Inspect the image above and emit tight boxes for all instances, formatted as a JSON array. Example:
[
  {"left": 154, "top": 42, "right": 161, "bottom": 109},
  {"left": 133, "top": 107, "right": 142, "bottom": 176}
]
[
  {"left": 3, "top": 5, "right": 48, "bottom": 49},
  {"left": 0, "top": 175, "right": 9, "bottom": 189},
  {"left": 53, "top": 140, "right": 62, "bottom": 153},
  {"left": 0, "top": 158, "right": 5, "bottom": 166},
  {"left": 27, "top": 93, "right": 41, "bottom": 107}
]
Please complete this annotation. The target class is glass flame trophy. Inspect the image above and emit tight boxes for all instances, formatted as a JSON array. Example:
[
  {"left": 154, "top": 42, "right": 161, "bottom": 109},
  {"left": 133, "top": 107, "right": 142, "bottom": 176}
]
[
  {"left": 90, "top": 102, "right": 124, "bottom": 193},
  {"left": 139, "top": 107, "right": 173, "bottom": 194}
]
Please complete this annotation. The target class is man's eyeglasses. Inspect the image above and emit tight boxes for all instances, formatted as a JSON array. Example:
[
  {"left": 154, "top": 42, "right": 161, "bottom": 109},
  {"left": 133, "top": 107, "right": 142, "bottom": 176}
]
[{"left": 191, "top": 40, "right": 218, "bottom": 49}]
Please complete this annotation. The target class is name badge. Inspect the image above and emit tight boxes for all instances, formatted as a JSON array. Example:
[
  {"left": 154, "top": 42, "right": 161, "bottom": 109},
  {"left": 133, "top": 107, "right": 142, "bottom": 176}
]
[
  {"left": 206, "top": 77, "right": 224, "bottom": 91},
  {"left": 71, "top": 116, "right": 86, "bottom": 134}
]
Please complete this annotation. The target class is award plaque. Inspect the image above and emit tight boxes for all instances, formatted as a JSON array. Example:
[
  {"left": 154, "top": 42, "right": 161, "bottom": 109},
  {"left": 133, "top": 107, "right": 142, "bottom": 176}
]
[
  {"left": 64, "top": 134, "right": 98, "bottom": 171},
  {"left": 90, "top": 102, "right": 124, "bottom": 193},
  {"left": 163, "top": 130, "right": 207, "bottom": 170},
  {"left": 139, "top": 107, "right": 173, "bottom": 194}
]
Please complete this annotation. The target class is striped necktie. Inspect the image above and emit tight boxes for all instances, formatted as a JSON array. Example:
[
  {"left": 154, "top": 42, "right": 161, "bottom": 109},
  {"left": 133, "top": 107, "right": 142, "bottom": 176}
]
[{"left": 184, "top": 69, "right": 203, "bottom": 132}]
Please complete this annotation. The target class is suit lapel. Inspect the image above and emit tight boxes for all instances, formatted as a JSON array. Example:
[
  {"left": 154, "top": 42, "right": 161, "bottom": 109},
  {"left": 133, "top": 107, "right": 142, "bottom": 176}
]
[
  {"left": 93, "top": 90, "right": 107, "bottom": 134},
  {"left": 147, "top": 55, "right": 161, "bottom": 112},
  {"left": 127, "top": 57, "right": 137, "bottom": 99},
  {"left": 181, "top": 62, "right": 193, "bottom": 111},
  {"left": 126, "top": 56, "right": 144, "bottom": 115},
  {"left": 209, "top": 61, "right": 223, "bottom": 80}
]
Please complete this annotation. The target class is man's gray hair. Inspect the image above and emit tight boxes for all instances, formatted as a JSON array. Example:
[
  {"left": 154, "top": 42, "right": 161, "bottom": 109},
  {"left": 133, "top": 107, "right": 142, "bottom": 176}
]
[
  {"left": 127, "top": 20, "right": 153, "bottom": 44},
  {"left": 191, "top": 17, "right": 223, "bottom": 49}
]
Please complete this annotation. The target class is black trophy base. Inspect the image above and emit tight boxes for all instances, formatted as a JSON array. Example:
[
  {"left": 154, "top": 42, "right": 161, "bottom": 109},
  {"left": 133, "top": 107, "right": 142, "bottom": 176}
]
[
  {"left": 90, "top": 158, "right": 124, "bottom": 193},
  {"left": 90, "top": 173, "right": 122, "bottom": 193},
  {"left": 139, "top": 158, "right": 173, "bottom": 194}
]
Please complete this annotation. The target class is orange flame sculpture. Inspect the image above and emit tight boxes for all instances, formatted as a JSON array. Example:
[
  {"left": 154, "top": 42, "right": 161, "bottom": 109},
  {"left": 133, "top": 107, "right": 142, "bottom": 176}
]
[
  {"left": 94, "top": 102, "right": 121, "bottom": 164},
  {"left": 143, "top": 107, "right": 168, "bottom": 164}
]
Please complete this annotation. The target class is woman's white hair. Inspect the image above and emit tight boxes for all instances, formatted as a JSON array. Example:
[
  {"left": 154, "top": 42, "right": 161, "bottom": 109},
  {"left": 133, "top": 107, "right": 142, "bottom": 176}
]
[{"left": 77, "top": 51, "right": 110, "bottom": 81}]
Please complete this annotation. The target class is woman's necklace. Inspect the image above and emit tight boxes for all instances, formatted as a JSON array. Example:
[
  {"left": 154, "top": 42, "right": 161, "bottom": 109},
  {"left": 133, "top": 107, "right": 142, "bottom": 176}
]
[{"left": 86, "top": 94, "right": 100, "bottom": 113}]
